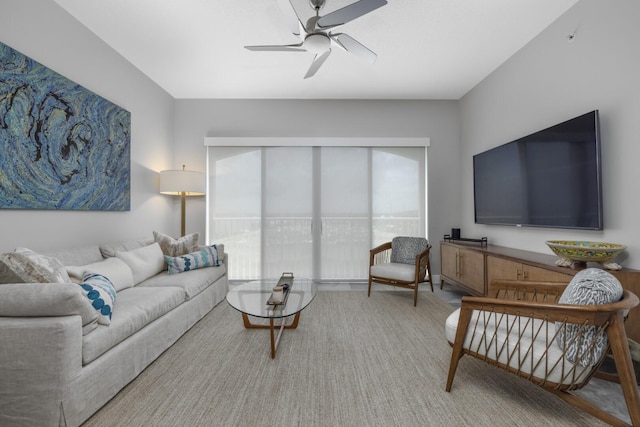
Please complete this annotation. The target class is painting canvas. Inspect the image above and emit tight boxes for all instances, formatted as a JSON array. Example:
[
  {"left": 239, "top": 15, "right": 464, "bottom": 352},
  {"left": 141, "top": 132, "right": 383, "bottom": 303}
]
[{"left": 0, "top": 41, "right": 130, "bottom": 211}]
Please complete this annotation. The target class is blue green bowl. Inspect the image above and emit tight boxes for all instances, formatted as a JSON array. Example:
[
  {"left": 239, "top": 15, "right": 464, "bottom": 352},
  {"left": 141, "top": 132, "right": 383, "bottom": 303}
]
[{"left": 545, "top": 240, "right": 625, "bottom": 263}]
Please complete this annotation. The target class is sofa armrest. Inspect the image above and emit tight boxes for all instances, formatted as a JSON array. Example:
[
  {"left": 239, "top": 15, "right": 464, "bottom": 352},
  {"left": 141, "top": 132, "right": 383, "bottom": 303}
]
[
  {"left": 217, "top": 243, "right": 228, "bottom": 274},
  {"left": 0, "top": 283, "right": 98, "bottom": 332},
  {"left": 0, "top": 315, "right": 83, "bottom": 426}
]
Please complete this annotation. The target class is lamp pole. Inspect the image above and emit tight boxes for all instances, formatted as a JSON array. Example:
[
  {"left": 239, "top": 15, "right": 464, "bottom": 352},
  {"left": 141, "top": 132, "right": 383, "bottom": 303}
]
[{"left": 180, "top": 191, "right": 186, "bottom": 236}]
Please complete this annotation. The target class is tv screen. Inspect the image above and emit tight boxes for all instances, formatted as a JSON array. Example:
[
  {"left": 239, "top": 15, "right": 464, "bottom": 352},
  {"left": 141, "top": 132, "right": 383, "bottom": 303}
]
[{"left": 473, "top": 110, "right": 602, "bottom": 230}]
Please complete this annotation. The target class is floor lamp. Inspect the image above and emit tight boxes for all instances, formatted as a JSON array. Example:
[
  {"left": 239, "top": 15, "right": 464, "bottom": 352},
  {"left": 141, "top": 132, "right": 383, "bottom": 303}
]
[{"left": 159, "top": 165, "right": 205, "bottom": 237}]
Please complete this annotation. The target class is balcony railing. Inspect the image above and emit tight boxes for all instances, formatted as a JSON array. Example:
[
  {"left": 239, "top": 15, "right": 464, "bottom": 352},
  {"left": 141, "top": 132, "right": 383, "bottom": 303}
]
[{"left": 210, "top": 217, "right": 420, "bottom": 280}]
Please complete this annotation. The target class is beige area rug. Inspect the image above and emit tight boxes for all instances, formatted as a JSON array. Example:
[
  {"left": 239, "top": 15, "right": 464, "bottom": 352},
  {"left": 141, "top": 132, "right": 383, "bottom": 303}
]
[{"left": 83, "top": 291, "right": 606, "bottom": 426}]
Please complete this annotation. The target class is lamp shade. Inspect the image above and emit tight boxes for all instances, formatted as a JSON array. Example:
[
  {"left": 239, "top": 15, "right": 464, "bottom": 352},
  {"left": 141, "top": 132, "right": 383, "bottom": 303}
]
[{"left": 159, "top": 169, "right": 205, "bottom": 196}]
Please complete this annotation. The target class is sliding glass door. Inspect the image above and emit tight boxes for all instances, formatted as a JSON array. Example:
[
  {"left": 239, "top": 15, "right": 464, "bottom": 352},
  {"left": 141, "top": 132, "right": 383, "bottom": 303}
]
[
  {"left": 207, "top": 147, "right": 262, "bottom": 279},
  {"left": 320, "top": 147, "right": 370, "bottom": 279},
  {"left": 263, "top": 147, "right": 313, "bottom": 278},
  {"left": 372, "top": 147, "right": 424, "bottom": 246},
  {"left": 207, "top": 146, "right": 425, "bottom": 281}
]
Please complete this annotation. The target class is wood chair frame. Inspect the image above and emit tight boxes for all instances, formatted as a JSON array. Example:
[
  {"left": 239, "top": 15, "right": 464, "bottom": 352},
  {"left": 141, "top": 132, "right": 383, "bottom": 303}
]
[
  {"left": 367, "top": 241, "right": 433, "bottom": 306},
  {"left": 445, "top": 280, "right": 640, "bottom": 426}
]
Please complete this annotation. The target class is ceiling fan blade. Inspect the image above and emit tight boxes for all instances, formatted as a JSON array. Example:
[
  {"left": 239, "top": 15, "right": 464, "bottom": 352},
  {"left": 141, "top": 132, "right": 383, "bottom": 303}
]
[
  {"left": 245, "top": 43, "right": 306, "bottom": 52},
  {"left": 306, "top": 16, "right": 320, "bottom": 33},
  {"left": 277, "top": 0, "right": 304, "bottom": 36},
  {"left": 304, "top": 50, "right": 331, "bottom": 79},
  {"left": 317, "top": 0, "right": 387, "bottom": 29},
  {"left": 331, "top": 33, "right": 377, "bottom": 64}
]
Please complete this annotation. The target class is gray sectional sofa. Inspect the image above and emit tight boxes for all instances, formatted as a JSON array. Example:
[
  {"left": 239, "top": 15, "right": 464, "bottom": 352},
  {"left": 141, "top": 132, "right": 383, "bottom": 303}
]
[{"left": 0, "top": 235, "right": 228, "bottom": 427}]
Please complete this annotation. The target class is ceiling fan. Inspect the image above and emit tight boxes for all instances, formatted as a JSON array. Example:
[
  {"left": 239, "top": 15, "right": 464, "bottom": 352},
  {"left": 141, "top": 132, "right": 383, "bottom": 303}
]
[{"left": 245, "top": 0, "right": 388, "bottom": 79}]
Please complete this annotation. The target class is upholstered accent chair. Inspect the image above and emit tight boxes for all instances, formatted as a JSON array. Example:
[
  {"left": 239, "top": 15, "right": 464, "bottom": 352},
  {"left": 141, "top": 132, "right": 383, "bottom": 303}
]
[
  {"left": 368, "top": 236, "right": 433, "bottom": 306},
  {"left": 445, "top": 269, "right": 640, "bottom": 426}
]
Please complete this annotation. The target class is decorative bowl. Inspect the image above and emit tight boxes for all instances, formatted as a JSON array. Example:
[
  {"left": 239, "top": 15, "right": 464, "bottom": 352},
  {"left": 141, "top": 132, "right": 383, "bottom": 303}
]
[{"left": 545, "top": 240, "right": 626, "bottom": 270}]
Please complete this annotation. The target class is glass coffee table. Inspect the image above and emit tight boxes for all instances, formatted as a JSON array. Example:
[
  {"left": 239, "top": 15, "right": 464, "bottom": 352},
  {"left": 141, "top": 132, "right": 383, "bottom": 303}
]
[{"left": 226, "top": 277, "right": 317, "bottom": 359}]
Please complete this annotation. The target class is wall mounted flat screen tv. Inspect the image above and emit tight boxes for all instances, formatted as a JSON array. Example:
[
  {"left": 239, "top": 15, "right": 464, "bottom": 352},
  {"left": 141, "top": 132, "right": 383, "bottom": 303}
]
[{"left": 473, "top": 110, "right": 602, "bottom": 230}]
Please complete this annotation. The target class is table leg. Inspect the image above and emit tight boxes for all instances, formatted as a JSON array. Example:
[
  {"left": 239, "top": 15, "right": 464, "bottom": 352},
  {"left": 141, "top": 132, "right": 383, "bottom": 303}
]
[{"left": 241, "top": 312, "right": 302, "bottom": 358}]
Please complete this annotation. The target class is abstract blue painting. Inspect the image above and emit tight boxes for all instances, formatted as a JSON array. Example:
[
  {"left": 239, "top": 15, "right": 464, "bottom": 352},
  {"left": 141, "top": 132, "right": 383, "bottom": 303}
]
[{"left": 0, "top": 41, "right": 130, "bottom": 211}]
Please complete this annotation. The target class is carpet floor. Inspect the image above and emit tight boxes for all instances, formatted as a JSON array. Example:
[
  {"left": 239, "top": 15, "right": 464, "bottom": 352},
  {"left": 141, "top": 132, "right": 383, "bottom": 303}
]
[{"left": 83, "top": 290, "right": 608, "bottom": 426}]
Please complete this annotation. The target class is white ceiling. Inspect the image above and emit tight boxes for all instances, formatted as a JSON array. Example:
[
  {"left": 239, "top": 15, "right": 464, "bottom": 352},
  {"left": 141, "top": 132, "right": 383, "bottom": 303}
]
[{"left": 53, "top": 0, "right": 579, "bottom": 100}]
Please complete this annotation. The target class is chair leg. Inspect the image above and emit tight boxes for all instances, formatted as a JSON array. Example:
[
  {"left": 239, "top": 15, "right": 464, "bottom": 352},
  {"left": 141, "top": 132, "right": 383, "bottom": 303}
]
[
  {"left": 445, "top": 352, "right": 462, "bottom": 393},
  {"left": 446, "top": 308, "right": 472, "bottom": 392},
  {"left": 413, "top": 283, "right": 418, "bottom": 306},
  {"left": 367, "top": 277, "right": 372, "bottom": 298},
  {"left": 427, "top": 262, "right": 434, "bottom": 292},
  {"left": 607, "top": 313, "right": 640, "bottom": 426}
]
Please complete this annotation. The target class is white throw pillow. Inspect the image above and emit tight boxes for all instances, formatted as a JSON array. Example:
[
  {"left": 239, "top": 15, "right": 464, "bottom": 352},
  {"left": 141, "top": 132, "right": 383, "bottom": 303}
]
[
  {"left": 66, "top": 257, "right": 134, "bottom": 292},
  {"left": 0, "top": 247, "right": 70, "bottom": 283},
  {"left": 115, "top": 243, "right": 165, "bottom": 285}
]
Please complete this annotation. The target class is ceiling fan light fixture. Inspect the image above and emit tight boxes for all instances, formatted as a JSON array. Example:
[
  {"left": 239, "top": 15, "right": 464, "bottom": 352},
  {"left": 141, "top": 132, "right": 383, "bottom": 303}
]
[
  {"left": 304, "top": 33, "right": 331, "bottom": 54},
  {"left": 309, "top": 0, "right": 326, "bottom": 11},
  {"left": 247, "top": 0, "right": 387, "bottom": 78}
]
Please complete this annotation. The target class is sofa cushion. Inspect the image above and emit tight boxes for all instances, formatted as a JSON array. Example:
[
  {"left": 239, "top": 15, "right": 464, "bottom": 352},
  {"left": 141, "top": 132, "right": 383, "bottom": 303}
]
[
  {"left": 115, "top": 243, "right": 165, "bottom": 285},
  {"left": 0, "top": 248, "right": 70, "bottom": 283},
  {"left": 79, "top": 273, "right": 117, "bottom": 326},
  {"left": 0, "top": 282, "right": 99, "bottom": 335},
  {"left": 153, "top": 231, "right": 199, "bottom": 257},
  {"left": 164, "top": 245, "right": 220, "bottom": 274},
  {"left": 137, "top": 264, "right": 226, "bottom": 300},
  {"left": 66, "top": 257, "right": 134, "bottom": 292},
  {"left": 82, "top": 286, "right": 186, "bottom": 364},
  {"left": 39, "top": 245, "right": 104, "bottom": 267},
  {"left": 99, "top": 237, "right": 154, "bottom": 258},
  {"left": 556, "top": 268, "right": 623, "bottom": 366}
]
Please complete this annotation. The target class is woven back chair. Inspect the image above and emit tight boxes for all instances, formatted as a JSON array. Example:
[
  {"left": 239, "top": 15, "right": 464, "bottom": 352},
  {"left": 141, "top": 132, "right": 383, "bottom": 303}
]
[
  {"left": 445, "top": 279, "right": 640, "bottom": 426},
  {"left": 368, "top": 236, "right": 433, "bottom": 306}
]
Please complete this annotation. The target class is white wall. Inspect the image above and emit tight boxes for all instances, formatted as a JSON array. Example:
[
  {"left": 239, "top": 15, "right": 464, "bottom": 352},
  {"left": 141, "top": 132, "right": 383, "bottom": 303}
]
[
  {"left": 460, "top": 0, "right": 640, "bottom": 268},
  {"left": 0, "top": 0, "right": 176, "bottom": 252},
  {"left": 14, "top": 1, "right": 628, "bottom": 273},
  {"left": 174, "top": 99, "right": 461, "bottom": 273}
]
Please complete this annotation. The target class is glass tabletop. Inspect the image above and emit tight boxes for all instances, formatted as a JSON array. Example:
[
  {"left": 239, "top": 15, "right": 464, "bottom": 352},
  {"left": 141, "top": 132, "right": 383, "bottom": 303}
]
[{"left": 226, "top": 278, "right": 317, "bottom": 319}]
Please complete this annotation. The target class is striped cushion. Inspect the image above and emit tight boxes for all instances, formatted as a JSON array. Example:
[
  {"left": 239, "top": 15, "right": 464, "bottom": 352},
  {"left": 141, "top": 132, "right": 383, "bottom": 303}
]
[
  {"left": 153, "top": 231, "right": 199, "bottom": 257},
  {"left": 164, "top": 245, "right": 220, "bottom": 274}
]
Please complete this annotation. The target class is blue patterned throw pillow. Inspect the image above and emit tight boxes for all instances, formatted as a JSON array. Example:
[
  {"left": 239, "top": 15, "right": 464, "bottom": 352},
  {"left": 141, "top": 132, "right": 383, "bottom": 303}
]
[
  {"left": 79, "top": 273, "right": 117, "bottom": 325},
  {"left": 164, "top": 245, "right": 220, "bottom": 274},
  {"left": 556, "top": 268, "right": 623, "bottom": 366}
]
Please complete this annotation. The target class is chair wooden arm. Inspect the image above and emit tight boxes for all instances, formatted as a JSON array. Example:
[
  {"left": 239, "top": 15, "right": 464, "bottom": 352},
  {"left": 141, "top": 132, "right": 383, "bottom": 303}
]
[
  {"left": 369, "top": 242, "right": 392, "bottom": 266},
  {"left": 414, "top": 244, "right": 432, "bottom": 282},
  {"left": 459, "top": 290, "right": 639, "bottom": 325},
  {"left": 370, "top": 241, "right": 392, "bottom": 256},
  {"left": 488, "top": 279, "right": 569, "bottom": 300},
  {"left": 487, "top": 279, "right": 568, "bottom": 307},
  {"left": 415, "top": 246, "right": 431, "bottom": 265},
  {"left": 448, "top": 290, "right": 640, "bottom": 425}
]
